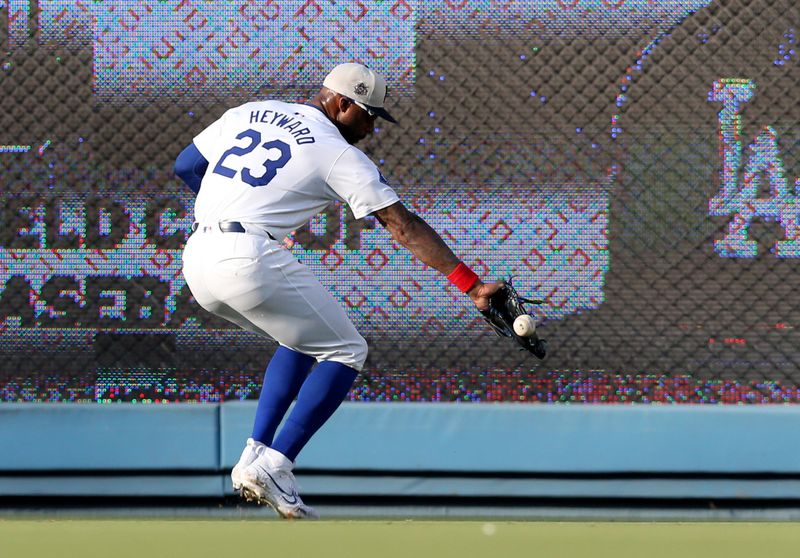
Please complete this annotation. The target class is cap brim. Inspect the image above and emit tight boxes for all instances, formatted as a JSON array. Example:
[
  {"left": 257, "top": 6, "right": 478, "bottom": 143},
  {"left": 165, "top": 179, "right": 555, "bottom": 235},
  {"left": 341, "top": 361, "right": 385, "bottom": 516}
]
[{"left": 366, "top": 104, "right": 397, "bottom": 124}]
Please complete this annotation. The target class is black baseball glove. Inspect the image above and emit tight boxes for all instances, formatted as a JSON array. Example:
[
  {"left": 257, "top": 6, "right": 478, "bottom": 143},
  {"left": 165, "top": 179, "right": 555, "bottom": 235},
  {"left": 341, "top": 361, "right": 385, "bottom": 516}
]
[{"left": 480, "top": 279, "right": 547, "bottom": 359}]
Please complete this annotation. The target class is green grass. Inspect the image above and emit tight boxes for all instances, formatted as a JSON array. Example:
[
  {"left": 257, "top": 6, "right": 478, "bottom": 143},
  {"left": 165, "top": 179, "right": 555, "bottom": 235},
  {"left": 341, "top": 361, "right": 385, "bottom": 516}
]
[{"left": 2, "top": 519, "right": 799, "bottom": 558}]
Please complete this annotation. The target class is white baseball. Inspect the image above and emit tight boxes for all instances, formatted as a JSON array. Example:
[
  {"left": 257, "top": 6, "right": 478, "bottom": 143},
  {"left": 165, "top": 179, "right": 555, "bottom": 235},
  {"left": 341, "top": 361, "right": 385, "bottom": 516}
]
[{"left": 513, "top": 315, "right": 536, "bottom": 337}]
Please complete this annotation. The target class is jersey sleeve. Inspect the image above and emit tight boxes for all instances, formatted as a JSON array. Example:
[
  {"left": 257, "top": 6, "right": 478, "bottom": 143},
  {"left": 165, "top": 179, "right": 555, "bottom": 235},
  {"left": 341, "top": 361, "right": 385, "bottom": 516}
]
[
  {"left": 326, "top": 147, "right": 400, "bottom": 219},
  {"left": 192, "top": 109, "right": 231, "bottom": 160}
]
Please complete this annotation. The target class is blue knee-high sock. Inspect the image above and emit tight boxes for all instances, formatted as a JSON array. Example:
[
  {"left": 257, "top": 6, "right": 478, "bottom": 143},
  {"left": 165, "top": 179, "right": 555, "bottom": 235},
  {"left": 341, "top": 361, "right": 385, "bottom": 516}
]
[
  {"left": 251, "top": 346, "right": 316, "bottom": 446},
  {"left": 271, "top": 361, "right": 359, "bottom": 462}
]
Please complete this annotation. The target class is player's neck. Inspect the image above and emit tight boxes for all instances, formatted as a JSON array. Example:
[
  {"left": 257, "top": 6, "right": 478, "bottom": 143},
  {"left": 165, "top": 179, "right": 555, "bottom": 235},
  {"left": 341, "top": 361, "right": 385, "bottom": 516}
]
[{"left": 308, "top": 94, "right": 333, "bottom": 122}]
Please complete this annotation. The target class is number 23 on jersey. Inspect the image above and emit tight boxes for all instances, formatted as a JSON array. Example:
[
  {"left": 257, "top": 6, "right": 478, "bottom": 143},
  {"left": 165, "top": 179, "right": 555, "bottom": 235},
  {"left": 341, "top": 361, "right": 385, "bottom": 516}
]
[{"left": 212, "top": 129, "right": 292, "bottom": 187}]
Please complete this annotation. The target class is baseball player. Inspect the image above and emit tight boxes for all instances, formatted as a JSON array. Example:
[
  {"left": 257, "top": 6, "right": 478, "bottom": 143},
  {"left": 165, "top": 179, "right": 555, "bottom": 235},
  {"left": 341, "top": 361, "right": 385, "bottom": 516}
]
[{"left": 175, "top": 63, "right": 502, "bottom": 519}]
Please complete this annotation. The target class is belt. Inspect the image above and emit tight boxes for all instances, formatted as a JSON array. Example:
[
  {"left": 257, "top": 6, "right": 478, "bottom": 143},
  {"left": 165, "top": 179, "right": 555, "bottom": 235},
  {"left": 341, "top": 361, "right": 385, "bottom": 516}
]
[{"left": 191, "top": 221, "right": 276, "bottom": 240}]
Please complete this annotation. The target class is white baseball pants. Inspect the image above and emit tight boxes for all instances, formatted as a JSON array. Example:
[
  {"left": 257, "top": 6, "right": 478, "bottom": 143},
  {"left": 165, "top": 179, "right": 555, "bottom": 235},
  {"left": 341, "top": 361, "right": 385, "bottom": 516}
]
[{"left": 181, "top": 224, "right": 368, "bottom": 370}]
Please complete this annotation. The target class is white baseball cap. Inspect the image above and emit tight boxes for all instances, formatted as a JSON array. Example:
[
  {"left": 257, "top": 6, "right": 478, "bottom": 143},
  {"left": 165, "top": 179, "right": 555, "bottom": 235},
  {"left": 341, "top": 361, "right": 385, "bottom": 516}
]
[{"left": 323, "top": 63, "right": 397, "bottom": 123}]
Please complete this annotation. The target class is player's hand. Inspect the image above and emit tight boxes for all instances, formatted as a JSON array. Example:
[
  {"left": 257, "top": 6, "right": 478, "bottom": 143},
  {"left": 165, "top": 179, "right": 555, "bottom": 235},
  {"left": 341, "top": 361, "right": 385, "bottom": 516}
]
[{"left": 467, "top": 280, "right": 505, "bottom": 311}]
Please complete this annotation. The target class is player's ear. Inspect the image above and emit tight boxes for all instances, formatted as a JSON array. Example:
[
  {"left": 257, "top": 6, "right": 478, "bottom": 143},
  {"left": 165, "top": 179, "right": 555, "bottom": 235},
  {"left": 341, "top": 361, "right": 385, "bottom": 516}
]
[{"left": 338, "top": 96, "right": 353, "bottom": 113}]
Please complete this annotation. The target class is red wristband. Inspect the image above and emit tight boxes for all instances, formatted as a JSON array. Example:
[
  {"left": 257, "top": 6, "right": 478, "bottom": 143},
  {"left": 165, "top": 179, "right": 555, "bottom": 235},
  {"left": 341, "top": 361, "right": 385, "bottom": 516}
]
[{"left": 447, "top": 262, "right": 479, "bottom": 293}]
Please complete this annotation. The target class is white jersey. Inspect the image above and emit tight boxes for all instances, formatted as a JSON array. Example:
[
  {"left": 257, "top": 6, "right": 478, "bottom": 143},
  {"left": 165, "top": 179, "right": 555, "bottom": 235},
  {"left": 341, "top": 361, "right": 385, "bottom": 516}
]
[{"left": 192, "top": 100, "right": 399, "bottom": 239}]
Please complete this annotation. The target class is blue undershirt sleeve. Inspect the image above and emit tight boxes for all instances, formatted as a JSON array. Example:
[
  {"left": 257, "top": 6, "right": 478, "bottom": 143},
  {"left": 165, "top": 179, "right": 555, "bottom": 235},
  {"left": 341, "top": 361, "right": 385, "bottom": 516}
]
[{"left": 174, "top": 142, "right": 209, "bottom": 194}]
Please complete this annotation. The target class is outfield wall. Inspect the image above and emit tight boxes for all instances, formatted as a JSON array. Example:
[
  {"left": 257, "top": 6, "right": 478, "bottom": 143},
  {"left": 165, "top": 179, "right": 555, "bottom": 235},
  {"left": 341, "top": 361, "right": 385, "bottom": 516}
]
[{"left": 1, "top": 403, "right": 799, "bottom": 500}]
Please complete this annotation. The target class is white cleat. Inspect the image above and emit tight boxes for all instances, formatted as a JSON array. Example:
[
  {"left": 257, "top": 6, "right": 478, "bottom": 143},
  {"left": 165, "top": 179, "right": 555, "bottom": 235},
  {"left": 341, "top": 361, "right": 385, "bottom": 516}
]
[
  {"left": 239, "top": 446, "right": 319, "bottom": 519},
  {"left": 231, "top": 438, "right": 264, "bottom": 492}
]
